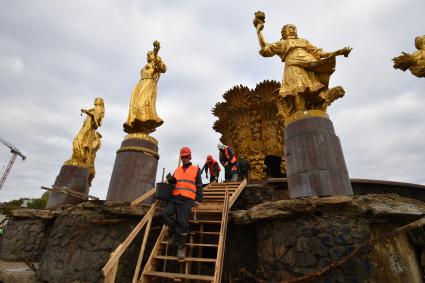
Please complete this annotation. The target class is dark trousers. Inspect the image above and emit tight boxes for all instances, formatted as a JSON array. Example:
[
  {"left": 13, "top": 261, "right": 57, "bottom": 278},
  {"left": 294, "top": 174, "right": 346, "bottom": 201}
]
[
  {"left": 239, "top": 170, "right": 248, "bottom": 180},
  {"left": 161, "top": 195, "right": 193, "bottom": 236},
  {"left": 209, "top": 174, "right": 218, "bottom": 183},
  {"left": 225, "top": 164, "right": 238, "bottom": 181}
]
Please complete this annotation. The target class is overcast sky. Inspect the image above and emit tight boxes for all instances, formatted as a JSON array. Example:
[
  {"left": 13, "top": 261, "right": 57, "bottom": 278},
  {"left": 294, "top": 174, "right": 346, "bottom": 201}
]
[{"left": 0, "top": 0, "right": 424, "bottom": 202}]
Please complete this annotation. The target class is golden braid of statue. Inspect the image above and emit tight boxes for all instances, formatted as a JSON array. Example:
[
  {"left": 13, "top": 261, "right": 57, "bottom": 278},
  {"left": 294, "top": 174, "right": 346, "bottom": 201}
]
[
  {"left": 123, "top": 40, "right": 167, "bottom": 134},
  {"left": 254, "top": 11, "right": 352, "bottom": 120},
  {"left": 65, "top": 97, "right": 105, "bottom": 167},
  {"left": 393, "top": 35, "right": 425, "bottom": 78}
]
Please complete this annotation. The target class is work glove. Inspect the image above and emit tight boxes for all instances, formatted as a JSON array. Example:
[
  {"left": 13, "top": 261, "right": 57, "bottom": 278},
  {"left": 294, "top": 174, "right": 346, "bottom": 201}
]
[{"left": 166, "top": 173, "right": 177, "bottom": 185}]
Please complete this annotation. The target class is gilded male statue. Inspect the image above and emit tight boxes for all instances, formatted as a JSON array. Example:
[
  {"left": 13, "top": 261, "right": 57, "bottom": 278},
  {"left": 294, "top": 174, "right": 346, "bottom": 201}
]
[{"left": 124, "top": 41, "right": 167, "bottom": 134}]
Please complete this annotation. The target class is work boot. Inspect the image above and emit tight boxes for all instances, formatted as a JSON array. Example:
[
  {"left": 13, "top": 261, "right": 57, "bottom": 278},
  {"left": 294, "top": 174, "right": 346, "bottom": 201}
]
[
  {"left": 167, "top": 230, "right": 176, "bottom": 247},
  {"left": 176, "top": 234, "right": 187, "bottom": 260}
]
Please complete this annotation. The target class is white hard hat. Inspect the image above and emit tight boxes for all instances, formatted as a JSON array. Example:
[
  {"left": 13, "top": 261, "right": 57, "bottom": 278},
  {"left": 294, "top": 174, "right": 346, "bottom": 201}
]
[{"left": 217, "top": 143, "right": 225, "bottom": 150}]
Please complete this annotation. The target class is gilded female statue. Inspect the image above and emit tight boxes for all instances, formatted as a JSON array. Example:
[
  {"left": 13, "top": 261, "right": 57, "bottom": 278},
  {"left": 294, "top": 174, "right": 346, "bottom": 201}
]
[
  {"left": 88, "top": 131, "right": 102, "bottom": 187},
  {"left": 254, "top": 12, "right": 351, "bottom": 118},
  {"left": 124, "top": 41, "right": 167, "bottom": 134},
  {"left": 393, "top": 35, "right": 425, "bottom": 78},
  {"left": 66, "top": 97, "right": 105, "bottom": 166}
]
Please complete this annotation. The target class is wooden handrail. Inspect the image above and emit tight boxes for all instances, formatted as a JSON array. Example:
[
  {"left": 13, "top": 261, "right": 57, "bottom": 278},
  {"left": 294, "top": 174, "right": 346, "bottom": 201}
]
[
  {"left": 131, "top": 187, "right": 156, "bottom": 206},
  {"left": 213, "top": 187, "right": 230, "bottom": 282},
  {"left": 102, "top": 200, "right": 159, "bottom": 282}
]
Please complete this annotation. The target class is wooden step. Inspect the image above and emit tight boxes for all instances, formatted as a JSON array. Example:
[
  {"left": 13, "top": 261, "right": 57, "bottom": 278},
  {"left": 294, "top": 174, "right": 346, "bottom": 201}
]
[
  {"left": 203, "top": 191, "right": 233, "bottom": 195},
  {"left": 142, "top": 271, "right": 214, "bottom": 281},
  {"left": 190, "top": 231, "right": 220, "bottom": 235},
  {"left": 203, "top": 196, "right": 226, "bottom": 200},
  {"left": 154, "top": 255, "right": 216, "bottom": 262},
  {"left": 189, "top": 220, "right": 221, "bottom": 224},
  {"left": 205, "top": 187, "right": 237, "bottom": 190},
  {"left": 161, "top": 241, "right": 218, "bottom": 248}
]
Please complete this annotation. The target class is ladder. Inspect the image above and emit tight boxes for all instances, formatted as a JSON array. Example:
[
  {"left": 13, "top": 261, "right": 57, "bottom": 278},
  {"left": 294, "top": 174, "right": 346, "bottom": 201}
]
[{"left": 140, "top": 180, "right": 247, "bottom": 283}]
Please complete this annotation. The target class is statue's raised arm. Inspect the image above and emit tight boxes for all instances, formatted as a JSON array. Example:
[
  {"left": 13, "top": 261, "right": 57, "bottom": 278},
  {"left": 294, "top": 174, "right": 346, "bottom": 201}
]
[
  {"left": 393, "top": 35, "right": 425, "bottom": 78},
  {"left": 253, "top": 11, "right": 352, "bottom": 120}
]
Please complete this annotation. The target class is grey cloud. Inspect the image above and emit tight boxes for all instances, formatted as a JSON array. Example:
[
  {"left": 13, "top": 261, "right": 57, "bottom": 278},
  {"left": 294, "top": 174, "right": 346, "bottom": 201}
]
[{"left": 1, "top": 0, "right": 424, "bottom": 202}]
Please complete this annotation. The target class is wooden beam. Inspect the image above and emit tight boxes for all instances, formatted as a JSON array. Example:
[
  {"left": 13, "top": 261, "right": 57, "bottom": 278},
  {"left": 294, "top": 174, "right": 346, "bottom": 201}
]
[
  {"left": 130, "top": 187, "right": 156, "bottom": 206},
  {"left": 102, "top": 201, "right": 159, "bottom": 277},
  {"left": 132, "top": 217, "right": 153, "bottom": 283},
  {"left": 228, "top": 179, "right": 247, "bottom": 209},
  {"left": 41, "top": 186, "right": 99, "bottom": 200}
]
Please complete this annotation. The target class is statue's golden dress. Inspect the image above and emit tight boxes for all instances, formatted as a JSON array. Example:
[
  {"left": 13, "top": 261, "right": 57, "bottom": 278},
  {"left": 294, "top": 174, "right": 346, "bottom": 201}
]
[
  {"left": 66, "top": 97, "right": 104, "bottom": 167},
  {"left": 124, "top": 54, "right": 167, "bottom": 134}
]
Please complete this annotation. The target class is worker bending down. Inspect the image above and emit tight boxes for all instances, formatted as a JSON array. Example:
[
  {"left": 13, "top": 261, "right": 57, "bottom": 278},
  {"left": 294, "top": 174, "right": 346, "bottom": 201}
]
[
  {"left": 218, "top": 143, "right": 238, "bottom": 181},
  {"left": 200, "top": 154, "right": 221, "bottom": 183},
  {"left": 161, "top": 146, "right": 203, "bottom": 260}
]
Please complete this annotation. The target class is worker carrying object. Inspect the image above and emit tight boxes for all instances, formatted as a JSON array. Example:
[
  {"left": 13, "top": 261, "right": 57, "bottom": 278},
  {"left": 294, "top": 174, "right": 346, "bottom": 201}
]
[
  {"left": 200, "top": 154, "right": 221, "bottom": 183},
  {"left": 161, "top": 146, "right": 203, "bottom": 260},
  {"left": 218, "top": 143, "right": 238, "bottom": 182}
]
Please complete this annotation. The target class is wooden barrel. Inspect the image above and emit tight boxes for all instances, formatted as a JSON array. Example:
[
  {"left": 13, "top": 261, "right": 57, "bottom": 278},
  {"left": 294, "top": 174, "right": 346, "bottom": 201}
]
[{"left": 284, "top": 115, "right": 353, "bottom": 198}]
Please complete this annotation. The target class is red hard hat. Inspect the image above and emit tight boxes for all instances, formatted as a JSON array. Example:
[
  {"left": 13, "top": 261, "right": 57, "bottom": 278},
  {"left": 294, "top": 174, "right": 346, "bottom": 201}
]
[
  {"left": 180, "top": 146, "right": 192, "bottom": 157},
  {"left": 207, "top": 154, "right": 213, "bottom": 161}
]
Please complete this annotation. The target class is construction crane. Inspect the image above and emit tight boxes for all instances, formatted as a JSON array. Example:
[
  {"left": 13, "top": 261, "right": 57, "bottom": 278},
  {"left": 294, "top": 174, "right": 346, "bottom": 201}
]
[{"left": 0, "top": 137, "right": 26, "bottom": 190}]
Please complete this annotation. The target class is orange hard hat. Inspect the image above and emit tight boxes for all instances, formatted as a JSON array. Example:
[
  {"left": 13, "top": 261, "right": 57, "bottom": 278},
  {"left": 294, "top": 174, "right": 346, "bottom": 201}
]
[
  {"left": 180, "top": 146, "right": 192, "bottom": 157},
  {"left": 207, "top": 154, "right": 213, "bottom": 161}
]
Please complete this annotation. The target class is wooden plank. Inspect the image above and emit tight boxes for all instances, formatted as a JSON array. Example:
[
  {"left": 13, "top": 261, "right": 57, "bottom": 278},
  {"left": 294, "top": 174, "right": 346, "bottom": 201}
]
[
  {"left": 228, "top": 179, "right": 247, "bottom": 209},
  {"left": 132, "top": 216, "right": 153, "bottom": 283},
  {"left": 103, "top": 263, "right": 118, "bottom": 283},
  {"left": 141, "top": 225, "right": 168, "bottom": 282},
  {"left": 189, "top": 220, "right": 221, "bottom": 224},
  {"left": 190, "top": 231, "right": 220, "bottom": 235},
  {"left": 131, "top": 187, "right": 156, "bottom": 206},
  {"left": 143, "top": 271, "right": 214, "bottom": 281},
  {"left": 102, "top": 201, "right": 159, "bottom": 276},
  {"left": 41, "top": 186, "right": 99, "bottom": 200},
  {"left": 160, "top": 242, "right": 218, "bottom": 248},
  {"left": 203, "top": 191, "right": 232, "bottom": 195},
  {"left": 154, "top": 255, "right": 216, "bottom": 263},
  {"left": 213, "top": 189, "right": 230, "bottom": 282}
]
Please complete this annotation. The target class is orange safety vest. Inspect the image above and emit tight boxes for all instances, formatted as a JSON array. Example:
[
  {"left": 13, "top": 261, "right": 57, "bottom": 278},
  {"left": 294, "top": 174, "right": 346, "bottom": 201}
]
[
  {"left": 207, "top": 159, "right": 221, "bottom": 177},
  {"left": 225, "top": 147, "right": 237, "bottom": 171},
  {"left": 173, "top": 165, "right": 199, "bottom": 200}
]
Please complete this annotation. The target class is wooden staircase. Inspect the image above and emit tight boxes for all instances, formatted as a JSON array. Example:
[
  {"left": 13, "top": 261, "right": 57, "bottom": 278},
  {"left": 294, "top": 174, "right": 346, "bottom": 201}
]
[{"left": 140, "top": 180, "right": 247, "bottom": 283}]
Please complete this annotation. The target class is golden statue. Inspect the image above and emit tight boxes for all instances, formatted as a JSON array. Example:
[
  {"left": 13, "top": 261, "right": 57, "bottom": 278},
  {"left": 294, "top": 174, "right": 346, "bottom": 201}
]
[
  {"left": 88, "top": 131, "right": 102, "bottom": 187},
  {"left": 393, "top": 35, "right": 425, "bottom": 78},
  {"left": 213, "top": 81, "right": 285, "bottom": 180},
  {"left": 65, "top": 97, "right": 105, "bottom": 167},
  {"left": 254, "top": 11, "right": 352, "bottom": 119},
  {"left": 124, "top": 41, "right": 167, "bottom": 134}
]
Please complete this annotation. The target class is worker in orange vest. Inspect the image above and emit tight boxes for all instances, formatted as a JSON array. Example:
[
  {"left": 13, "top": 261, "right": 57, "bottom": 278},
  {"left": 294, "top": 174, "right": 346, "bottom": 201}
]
[
  {"left": 200, "top": 154, "right": 221, "bottom": 183},
  {"left": 162, "top": 146, "right": 203, "bottom": 260},
  {"left": 218, "top": 143, "right": 238, "bottom": 181}
]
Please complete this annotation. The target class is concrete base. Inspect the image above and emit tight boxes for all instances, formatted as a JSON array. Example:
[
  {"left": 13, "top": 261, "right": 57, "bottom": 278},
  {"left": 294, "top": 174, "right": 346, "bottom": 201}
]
[
  {"left": 106, "top": 134, "right": 159, "bottom": 203},
  {"left": 0, "top": 260, "right": 37, "bottom": 283},
  {"left": 284, "top": 112, "right": 353, "bottom": 198},
  {"left": 45, "top": 165, "right": 89, "bottom": 209}
]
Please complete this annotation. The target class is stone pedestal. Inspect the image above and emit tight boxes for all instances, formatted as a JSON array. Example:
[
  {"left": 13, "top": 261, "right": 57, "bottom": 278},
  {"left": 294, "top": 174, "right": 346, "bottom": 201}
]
[
  {"left": 284, "top": 110, "right": 353, "bottom": 198},
  {"left": 45, "top": 165, "right": 89, "bottom": 209},
  {"left": 106, "top": 133, "right": 159, "bottom": 202}
]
